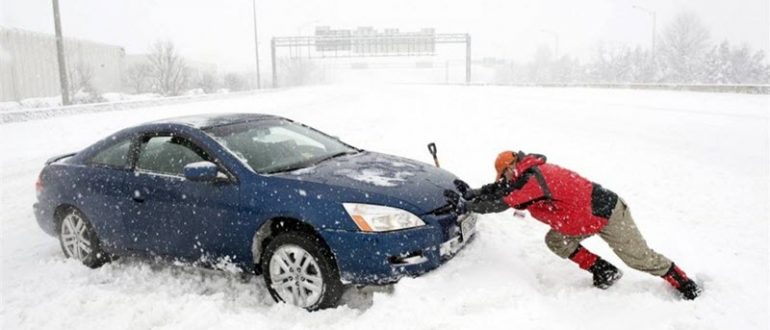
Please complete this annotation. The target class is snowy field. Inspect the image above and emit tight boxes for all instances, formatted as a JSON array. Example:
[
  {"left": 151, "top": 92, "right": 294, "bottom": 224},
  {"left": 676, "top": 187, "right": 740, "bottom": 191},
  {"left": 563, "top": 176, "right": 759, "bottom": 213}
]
[{"left": 1, "top": 84, "right": 768, "bottom": 329}]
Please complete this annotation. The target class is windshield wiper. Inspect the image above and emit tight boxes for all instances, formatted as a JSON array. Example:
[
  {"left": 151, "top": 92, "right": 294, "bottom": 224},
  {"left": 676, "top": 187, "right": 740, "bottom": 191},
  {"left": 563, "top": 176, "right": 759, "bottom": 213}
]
[
  {"left": 264, "top": 163, "right": 311, "bottom": 174},
  {"left": 313, "top": 150, "right": 359, "bottom": 165},
  {"left": 264, "top": 151, "right": 359, "bottom": 174}
]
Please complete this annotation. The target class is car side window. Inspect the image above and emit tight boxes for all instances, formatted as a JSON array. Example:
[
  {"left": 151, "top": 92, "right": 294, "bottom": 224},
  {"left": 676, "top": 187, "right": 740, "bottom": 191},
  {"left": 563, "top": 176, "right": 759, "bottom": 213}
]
[
  {"left": 89, "top": 139, "right": 132, "bottom": 168},
  {"left": 136, "top": 135, "right": 209, "bottom": 176}
]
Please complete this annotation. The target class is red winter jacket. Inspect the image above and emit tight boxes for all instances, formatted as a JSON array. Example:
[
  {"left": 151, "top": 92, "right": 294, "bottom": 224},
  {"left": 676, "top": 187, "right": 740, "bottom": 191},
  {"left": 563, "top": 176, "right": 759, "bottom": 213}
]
[{"left": 502, "top": 153, "right": 618, "bottom": 236}]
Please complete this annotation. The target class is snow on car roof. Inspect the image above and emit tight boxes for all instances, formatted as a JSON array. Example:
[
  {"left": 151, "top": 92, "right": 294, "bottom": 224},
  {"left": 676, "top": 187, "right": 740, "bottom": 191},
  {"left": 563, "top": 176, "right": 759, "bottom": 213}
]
[{"left": 145, "top": 113, "right": 283, "bottom": 129}]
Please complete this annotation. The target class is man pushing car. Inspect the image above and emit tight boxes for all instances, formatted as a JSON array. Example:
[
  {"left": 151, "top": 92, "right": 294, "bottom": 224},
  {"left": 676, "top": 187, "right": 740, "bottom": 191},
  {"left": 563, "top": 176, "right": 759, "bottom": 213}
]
[{"left": 455, "top": 151, "right": 701, "bottom": 300}]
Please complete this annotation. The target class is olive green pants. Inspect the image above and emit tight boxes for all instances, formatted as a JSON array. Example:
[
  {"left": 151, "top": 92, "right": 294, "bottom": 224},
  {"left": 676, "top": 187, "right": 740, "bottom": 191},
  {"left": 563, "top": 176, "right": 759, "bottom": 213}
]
[{"left": 544, "top": 199, "right": 673, "bottom": 276}]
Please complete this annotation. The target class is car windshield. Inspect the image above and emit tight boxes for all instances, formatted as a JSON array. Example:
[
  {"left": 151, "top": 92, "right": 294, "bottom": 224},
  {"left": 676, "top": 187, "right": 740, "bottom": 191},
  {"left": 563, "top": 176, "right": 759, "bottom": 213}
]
[{"left": 204, "top": 119, "right": 359, "bottom": 174}]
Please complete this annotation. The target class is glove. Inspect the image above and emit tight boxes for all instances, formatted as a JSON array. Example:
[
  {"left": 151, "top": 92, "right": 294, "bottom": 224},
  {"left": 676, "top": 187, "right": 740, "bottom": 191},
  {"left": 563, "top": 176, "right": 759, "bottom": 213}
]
[
  {"left": 444, "top": 189, "right": 461, "bottom": 206},
  {"left": 453, "top": 179, "right": 478, "bottom": 200},
  {"left": 443, "top": 189, "right": 466, "bottom": 214},
  {"left": 478, "top": 180, "right": 514, "bottom": 200}
]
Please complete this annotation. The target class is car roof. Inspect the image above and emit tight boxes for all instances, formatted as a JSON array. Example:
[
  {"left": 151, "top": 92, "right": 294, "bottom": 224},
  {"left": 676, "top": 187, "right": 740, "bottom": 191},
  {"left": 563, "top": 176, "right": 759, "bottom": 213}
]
[{"left": 145, "top": 113, "right": 285, "bottom": 129}]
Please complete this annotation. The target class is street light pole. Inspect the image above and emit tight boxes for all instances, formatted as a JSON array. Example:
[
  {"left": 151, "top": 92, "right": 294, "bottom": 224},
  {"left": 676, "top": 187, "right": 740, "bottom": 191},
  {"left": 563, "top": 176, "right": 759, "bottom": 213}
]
[
  {"left": 540, "top": 29, "right": 559, "bottom": 59},
  {"left": 252, "top": 0, "right": 261, "bottom": 89},
  {"left": 52, "top": 0, "right": 71, "bottom": 105}
]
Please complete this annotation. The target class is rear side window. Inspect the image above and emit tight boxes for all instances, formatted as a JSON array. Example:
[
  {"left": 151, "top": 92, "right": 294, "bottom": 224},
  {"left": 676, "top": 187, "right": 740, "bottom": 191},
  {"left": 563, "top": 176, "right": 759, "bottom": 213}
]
[
  {"left": 136, "top": 136, "right": 209, "bottom": 176},
  {"left": 89, "top": 139, "right": 131, "bottom": 168}
]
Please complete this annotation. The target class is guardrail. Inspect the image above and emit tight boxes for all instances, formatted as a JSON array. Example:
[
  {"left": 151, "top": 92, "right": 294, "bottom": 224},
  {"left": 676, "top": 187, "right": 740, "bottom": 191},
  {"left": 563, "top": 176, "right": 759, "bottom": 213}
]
[
  {"left": 465, "top": 83, "right": 770, "bottom": 94},
  {"left": 0, "top": 90, "right": 267, "bottom": 124}
]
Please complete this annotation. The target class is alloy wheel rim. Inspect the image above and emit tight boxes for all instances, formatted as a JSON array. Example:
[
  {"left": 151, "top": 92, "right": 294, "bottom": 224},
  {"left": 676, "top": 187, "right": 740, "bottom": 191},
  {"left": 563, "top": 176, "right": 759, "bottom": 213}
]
[
  {"left": 61, "top": 213, "right": 91, "bottom": 261},
  {"left": 269, "top": 244, "right": 324, "bottom": 308}
]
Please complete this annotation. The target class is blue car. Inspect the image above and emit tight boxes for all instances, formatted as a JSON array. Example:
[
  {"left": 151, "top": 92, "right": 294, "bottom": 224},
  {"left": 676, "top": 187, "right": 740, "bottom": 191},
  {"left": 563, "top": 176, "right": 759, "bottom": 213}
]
[{"left": 34, "top": 113, "right": 476, "bottom": 310}]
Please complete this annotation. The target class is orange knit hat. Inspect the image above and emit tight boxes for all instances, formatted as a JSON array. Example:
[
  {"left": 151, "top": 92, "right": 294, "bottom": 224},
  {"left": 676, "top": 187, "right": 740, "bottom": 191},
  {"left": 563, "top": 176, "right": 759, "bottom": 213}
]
[{"left": 494, "top": 151, "right": 518, "bottom": 180}]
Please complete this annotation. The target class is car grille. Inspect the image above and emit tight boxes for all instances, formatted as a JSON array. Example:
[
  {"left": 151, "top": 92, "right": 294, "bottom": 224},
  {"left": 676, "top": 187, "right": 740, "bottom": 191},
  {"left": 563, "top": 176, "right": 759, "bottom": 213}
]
[{"left": 432, "top": 211, "right": 465, "bottom": 242}]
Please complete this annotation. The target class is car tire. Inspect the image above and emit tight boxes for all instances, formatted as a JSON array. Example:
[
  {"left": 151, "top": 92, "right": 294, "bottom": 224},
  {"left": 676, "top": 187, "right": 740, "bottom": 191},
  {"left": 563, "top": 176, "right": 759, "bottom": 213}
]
[
  {"left": 261, "top": 231, "right": 343, "bottom": 310},
  {"left": 58, "top": 207, "right": 110, "bottom": 268}
]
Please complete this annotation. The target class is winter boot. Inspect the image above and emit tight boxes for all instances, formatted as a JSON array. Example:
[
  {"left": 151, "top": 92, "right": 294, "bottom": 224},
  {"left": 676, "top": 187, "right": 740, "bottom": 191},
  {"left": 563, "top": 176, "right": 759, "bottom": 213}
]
[
  {"left": 662, "top": 263, "right": 700, "bottom": 300},
  {"left": 589, "top": 258, "right": 623, "bottom": 289},
  {"left": 569, "top": 245, "right": 623, "bottom": 289}
]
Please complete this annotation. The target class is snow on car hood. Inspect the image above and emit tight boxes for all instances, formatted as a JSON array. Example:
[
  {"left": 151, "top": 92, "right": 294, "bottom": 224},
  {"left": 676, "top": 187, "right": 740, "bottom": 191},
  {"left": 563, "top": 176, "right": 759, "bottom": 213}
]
[{"left": 277, "top": 151, "right": 459, "bottom": 214}]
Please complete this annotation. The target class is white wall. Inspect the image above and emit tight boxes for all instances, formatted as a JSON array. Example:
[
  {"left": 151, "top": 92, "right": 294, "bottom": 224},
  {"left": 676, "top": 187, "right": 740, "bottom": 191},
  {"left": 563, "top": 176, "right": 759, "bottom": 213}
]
[{"left": 0, "top": 28, "right": 125, "bottom": 102}]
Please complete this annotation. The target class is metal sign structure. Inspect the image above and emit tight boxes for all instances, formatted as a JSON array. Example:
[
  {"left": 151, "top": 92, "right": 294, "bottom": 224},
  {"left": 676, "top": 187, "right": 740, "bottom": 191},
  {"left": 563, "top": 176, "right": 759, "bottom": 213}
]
[{"left": 270, "top": 27, "right": 471, "bottom": 87}]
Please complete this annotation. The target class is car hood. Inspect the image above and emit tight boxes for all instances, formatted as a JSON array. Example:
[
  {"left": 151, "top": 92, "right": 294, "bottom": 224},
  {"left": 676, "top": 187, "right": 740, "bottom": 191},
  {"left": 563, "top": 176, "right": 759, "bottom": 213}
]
[{"left": 274, "top": 151, "right": 459, "bottom": 214}]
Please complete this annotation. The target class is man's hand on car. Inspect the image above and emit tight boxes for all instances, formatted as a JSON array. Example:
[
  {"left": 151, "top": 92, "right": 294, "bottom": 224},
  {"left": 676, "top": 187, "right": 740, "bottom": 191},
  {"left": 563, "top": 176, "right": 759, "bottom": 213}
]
[{"left": 453, "top": 179, "right": 478, "bottom": 201}]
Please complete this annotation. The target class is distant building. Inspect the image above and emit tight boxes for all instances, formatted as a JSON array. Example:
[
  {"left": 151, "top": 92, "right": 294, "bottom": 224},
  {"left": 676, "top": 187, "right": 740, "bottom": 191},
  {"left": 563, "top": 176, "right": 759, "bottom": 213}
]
[{"left": 0, "top": 27, "right": 125, "bottom": 102}]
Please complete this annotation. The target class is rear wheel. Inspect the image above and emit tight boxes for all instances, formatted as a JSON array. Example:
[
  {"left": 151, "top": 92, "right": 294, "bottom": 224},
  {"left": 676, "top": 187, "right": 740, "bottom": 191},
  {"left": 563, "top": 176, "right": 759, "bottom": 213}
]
[
  {"left": 58, "top": 208, "right": 110, "bottom": 268},
  {"left": 261, "top": 231, "right": 343, "bottom": 310}
]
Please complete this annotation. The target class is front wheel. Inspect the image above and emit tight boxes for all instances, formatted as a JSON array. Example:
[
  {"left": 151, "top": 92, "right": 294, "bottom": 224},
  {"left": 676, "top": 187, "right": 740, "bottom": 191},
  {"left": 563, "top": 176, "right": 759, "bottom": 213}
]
[
  {"left": 58, "top": 208, "right": 110, "bottom": 268},
  {"left": 261, "top": 232, "right": 343, "bottom": 310}
]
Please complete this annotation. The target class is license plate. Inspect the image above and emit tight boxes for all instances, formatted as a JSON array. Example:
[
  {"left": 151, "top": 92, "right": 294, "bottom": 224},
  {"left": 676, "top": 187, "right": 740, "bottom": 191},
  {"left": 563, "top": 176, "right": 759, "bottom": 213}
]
[{"left": 459, "top": 213, "right": 477, "bottom": 241}]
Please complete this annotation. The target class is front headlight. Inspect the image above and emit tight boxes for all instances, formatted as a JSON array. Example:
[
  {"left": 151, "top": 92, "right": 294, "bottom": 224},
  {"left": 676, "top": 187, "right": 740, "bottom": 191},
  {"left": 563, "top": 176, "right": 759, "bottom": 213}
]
[{"left": 342, "top": 203, "right": 426, "bottom": 232}]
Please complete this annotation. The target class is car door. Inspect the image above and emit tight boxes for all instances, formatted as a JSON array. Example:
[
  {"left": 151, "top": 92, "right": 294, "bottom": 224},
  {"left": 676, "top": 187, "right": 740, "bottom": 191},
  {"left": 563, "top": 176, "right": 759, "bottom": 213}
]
[
  {"left": 77, "top": 138, "right": 134, "bottom": 250},
  {"left": 123, "top": 132, "right": 240, "bottom": 261}
]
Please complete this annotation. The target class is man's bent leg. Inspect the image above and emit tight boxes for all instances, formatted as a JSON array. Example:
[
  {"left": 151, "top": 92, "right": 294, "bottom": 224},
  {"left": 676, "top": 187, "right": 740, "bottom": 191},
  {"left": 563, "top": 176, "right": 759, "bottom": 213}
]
[
  {"left": 600, "top": 199, "right": 700, "bottom": 299},
  {"left": 545, "top": 230, "right": 622, "bottom": 289},
  {"left": 598, "top": 199, "right": 671, "bottom": 276},
  {"left": 544, "top": 229, "right": 588, "bottom": 259}
]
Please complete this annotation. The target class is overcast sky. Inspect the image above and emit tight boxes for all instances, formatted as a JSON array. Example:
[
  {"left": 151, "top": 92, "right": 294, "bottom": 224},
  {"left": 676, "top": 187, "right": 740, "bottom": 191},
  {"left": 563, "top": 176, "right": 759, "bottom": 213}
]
[{"left": 1, "top": 0, "right": 768, "bottom": 72}]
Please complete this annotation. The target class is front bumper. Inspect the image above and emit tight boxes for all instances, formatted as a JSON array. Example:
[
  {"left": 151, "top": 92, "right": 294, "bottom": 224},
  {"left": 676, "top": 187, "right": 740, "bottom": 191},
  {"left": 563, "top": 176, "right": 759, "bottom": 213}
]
[{"left": 320, "top": 212, "right": 476, "bottom": 285}]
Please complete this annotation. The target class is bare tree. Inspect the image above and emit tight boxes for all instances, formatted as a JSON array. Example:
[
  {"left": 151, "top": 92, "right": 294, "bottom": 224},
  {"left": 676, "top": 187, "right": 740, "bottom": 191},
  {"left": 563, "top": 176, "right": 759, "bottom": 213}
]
[
  {"left": 279, "top": 59, "right": 324, "bottom": 87},
  {"left": 223, "top": 72, "right": 249, "bottom": 92},
  {"left": 658, "top": 12, "right": 711, "bottom": 83},
  {"left": 196, "top": 71, "right": 219, "bottom": 94},
  {"left": 526, "top": 44, "right": 554, "bottom": 83},
  {"left": 126, "top": 62, "right": 152, "bottom": 93},
  {"left": 67, "top": 60, "right": 94, "bottom": 94},
  {"left": 146, "top": 41, "right": 190, "bottom": 96},
  {"left": 64, "top": 51, "right": 103, "bottom": 103}
]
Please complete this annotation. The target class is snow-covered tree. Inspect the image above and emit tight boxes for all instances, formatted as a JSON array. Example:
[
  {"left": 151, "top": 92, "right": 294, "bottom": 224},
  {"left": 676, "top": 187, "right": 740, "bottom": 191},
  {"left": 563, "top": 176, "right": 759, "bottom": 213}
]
[
  {"left": 550, "top": 56, "right": 583, "bottom": 83},
  {"left": 490, "top": 10, "right": 768, "bottom": 86},
  {"left": 628, "top": 46, "right": 655, "bottom": 83},
  {"left": 587, "top": 42, "right": 635, "bottom": 83},
  {"left": 146, "top": 41, "right": 191, "bottom": 96},
  {"left": 657, "top": 12, "right": 711, "bottom": 83},
  {"left": 703, "top": 41, "right": 770, "bottom": 84}
]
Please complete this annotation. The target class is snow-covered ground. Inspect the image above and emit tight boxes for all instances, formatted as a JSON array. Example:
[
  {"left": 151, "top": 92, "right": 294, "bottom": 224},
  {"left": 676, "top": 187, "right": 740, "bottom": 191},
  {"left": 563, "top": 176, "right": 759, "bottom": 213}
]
[{"left": 1, "top": 84, "right": 768, "bottom": 329}]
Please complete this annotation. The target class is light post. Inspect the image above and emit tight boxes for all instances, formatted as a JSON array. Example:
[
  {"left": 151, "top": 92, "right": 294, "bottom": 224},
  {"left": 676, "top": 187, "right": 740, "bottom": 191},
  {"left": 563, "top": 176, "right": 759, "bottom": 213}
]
[
  {"left": 540, "top": 29, "right": 559, "bottom": 59},
  {"left": 632, "top": 5, "right": 656, "bottom": 59},
  {"left": 252, "top": 0, "right": 261, "bottom": 89},
  {"left": 52, "top": 0, "right": 71, "bottom": 105}
]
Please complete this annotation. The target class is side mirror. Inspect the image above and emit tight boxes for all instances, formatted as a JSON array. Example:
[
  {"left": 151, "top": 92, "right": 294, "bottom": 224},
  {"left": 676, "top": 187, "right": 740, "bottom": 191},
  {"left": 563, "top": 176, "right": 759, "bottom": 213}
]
[{"left": 183, "top": 161, "right": 221, "bottom": 182}]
